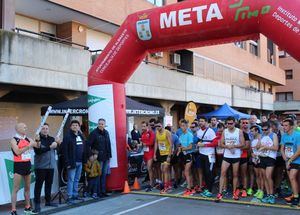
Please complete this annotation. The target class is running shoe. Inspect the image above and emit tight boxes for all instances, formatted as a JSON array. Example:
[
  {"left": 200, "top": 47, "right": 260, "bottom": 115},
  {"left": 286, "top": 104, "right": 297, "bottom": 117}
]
[
  {"left": 253, "top": 190, "right": 260, "bottom": 197},
  {"left": 24, "top": 207, "right": 38, "bottom": 215},
  {"left": 262, "top": 195, "right": 270, "bottom": 203},
  {"left": 160, "top": 186, "right": 172, "bottom": 194},
  {"left": 268, "top": 195, "right": 276, "bottom": 204},
  {"left": 11, "top": 211, "right": 18, "bottom": 215},
  {"left": 233, "top": 193, "right": 239, "bottom": 200},
  {"left": 200, "top": 189, "right": 213, "bottom": 198},
  {"left": 247, "top": 188, "right": 254, "bottom": 196},
  {"left": 215, "top": 193, "right": 223, "bottom": 202},
  {"left": 291, "top": 197, "right": 299, "bottom": 206},
  {"left": 183, "top": 188, "right": 193, "bottom": 196},
  {"left": 145, "top": 186, "right": 153, "bottom": 192},
  {"left": 241, "top": 189, "right": 247, "bottom": 198},
  {"left": 194, "top": 185, "right": 203, "bottom": 193},
  {"left": 285, "top": 194, "right": 293, "bottom": 204},
  {"left": 180, "top": 180, "right": 187, "bottom": 188},
  {"left": 256, "top": 190, "right": 264, "bottom": 199}
]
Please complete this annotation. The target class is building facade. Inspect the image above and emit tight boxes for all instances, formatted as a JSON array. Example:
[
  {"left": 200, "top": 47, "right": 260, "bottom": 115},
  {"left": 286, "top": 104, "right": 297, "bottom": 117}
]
[
  {"left": 0, "top": 0, "right": 286, "bottom": 149},
  {"left": 274, "top": 53, "right": 300, "bottom": 119}
]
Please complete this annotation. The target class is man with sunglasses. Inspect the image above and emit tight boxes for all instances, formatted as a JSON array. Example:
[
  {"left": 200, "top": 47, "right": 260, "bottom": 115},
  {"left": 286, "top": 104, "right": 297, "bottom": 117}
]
[
  {"left": 258, "top": 122, "right": 278, "bottom": 204},
  {"left": 216, "top": 116, "right": 245, "bottom": 202},
  {"left": 154, "top": 120, "right": 173, "bottom": 194},
  {"left": 239, "top": 118, "right": 251, "bottom": 197},
  {"left": 281, "top": 118, "right": 300, "bottom": 206}
]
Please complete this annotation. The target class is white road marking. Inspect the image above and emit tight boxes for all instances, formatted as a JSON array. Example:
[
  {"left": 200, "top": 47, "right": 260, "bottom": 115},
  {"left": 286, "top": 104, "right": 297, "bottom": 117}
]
[{"left": 112, "top": 191, "right": 184, "bottom": 215}]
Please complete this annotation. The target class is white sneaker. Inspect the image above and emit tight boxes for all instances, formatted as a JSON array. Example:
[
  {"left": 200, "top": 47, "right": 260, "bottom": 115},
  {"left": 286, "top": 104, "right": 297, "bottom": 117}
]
[{"left": 180, "top": 180, "right": 187, "bottom": 188}]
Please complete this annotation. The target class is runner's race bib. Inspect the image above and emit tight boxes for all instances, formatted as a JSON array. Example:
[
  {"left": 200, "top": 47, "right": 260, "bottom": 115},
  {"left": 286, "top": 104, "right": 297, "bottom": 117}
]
[
  {"left": 158, "top": 142, "right": 166, "bottom": 151},
  {"left": 21, "top": 150, "right": 31, "bottom": 160},
  {"left": 216, "top": 147, "right": 224, "bottom": 155},
  {"left": 285, "top": 144, "right": 294, "bottom": 158},
  {"left": 143, "top": 146, "right": 149, "bottom": 152},
  {"left": 208, "top": 154, "right": 216, "bottom": 163}
]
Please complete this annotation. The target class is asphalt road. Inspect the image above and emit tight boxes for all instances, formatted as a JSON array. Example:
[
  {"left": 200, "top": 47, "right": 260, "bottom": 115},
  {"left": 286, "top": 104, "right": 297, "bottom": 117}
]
[{"left": 54, "top": 193, "right": 300, "bottom": 215}]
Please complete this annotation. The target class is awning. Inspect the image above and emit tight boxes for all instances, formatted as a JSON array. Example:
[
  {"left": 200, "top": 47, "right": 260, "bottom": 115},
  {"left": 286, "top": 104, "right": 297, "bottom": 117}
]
[{"left": 41, "top": 95, "right": 164, "bottom": 117}]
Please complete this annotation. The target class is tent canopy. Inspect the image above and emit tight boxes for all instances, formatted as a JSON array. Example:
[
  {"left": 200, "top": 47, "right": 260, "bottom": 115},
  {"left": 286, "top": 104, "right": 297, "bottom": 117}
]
[
  {"left": 200, "top": 103, "right": 250, "bottom": 120},
  {"left": 41, "top": 95, "right": 164, "bottom": 117}
]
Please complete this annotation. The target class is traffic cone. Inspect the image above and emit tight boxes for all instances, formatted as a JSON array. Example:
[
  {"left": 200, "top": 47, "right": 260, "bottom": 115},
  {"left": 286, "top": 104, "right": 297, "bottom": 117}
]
[
  {"left": 122, "top": 180, "right": 131, "bottom": 194},
  {"left": 132, "top": 177, "right": 141, "bottom": 190}
]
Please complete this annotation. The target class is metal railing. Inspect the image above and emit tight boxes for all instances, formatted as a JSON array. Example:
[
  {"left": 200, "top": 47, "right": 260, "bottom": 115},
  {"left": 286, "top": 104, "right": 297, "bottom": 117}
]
[
  {"left": 90, "top": 49, "right": 194, "bottom": 75},
  {"left": 13, "top": 27, "right": 89, "bottom": 50}
]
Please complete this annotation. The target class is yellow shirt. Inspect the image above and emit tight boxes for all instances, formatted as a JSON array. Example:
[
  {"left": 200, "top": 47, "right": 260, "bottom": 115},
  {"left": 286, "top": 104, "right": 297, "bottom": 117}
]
[{"left": 156, "top": 130, "right": 171, "bottom": 156}]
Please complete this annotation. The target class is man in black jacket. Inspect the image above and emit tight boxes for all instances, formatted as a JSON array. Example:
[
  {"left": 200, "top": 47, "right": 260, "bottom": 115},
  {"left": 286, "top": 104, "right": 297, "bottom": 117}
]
[
  {"left": 33, "top": 123, "right": 60, "bottom": 213},
  {"left": 89, "top": 118, "right": 112, "bottom": 197},
  {"left": 62, "top": 120, "right": 86, "bottom": 204}
]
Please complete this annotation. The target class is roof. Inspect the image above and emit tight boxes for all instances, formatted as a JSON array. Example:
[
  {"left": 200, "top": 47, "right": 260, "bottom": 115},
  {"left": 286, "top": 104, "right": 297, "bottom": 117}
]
[
  {"left": 200, "top": 103, "right": 250, "bottom": 120},
  {"left": 41, "top": 95, "right": 164, "bottom": 117}
]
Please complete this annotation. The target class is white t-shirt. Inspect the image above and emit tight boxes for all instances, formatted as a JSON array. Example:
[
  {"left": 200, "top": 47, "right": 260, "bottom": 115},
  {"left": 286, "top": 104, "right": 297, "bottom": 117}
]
[
  {"left": 260, "top": 133, "right": 277, "bottom": 159},
  {"left": 197, "top": 127, "right": 216, "bottom": 156},
  {"left": 223, "top": 128, "right": 241, "bottom": 158}
]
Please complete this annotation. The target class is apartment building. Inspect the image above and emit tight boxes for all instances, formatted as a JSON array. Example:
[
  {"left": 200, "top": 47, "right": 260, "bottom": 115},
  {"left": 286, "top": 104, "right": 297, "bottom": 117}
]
[
  {"left": 0, "top": 0, "right": 285, "bottom": 150},
  {"left": 274, "top": 53, "right": 300, "bottom": 119}
]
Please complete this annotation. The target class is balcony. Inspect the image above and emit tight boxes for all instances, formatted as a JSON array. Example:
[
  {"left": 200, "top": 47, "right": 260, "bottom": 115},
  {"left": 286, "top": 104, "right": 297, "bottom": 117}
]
[
  {"left": 0, "top": 30, "right": 90, "bottom": 91},
  {"left": 274, "top": 101, "right": 300, "bottom": 111},
  {"left": 232, "top": 86, "right": 274, "bottom": 110}
]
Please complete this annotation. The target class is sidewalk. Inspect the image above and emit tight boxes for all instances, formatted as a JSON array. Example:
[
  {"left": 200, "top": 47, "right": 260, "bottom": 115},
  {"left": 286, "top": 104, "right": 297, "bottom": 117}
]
[{"left": 0, "top": 193, "right": 120, "bottom": 215}]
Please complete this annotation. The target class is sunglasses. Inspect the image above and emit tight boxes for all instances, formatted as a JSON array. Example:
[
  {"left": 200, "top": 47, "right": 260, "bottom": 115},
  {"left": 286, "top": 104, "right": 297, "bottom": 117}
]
[
  {"left": 155, "top": 125, "right": 162, "bottom": 128},
  {"left": 262, "top": 128, "right": 269, "bottom": 131},
  {"left": 242, "top": 122, "right": 249, "bottom": 124},
  {"left": 190, "top": 126, "right": 195, "bottom": 129},
  {"left": 227, "top": 122, "right": 234, "bottom": 125}
]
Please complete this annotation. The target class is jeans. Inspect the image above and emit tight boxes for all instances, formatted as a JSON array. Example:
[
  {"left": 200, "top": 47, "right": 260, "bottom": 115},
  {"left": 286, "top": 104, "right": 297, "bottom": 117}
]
[
  {"left": 87, "top": 176, "right": 99, "bottom": 195},
  {"left": 34, "top": 169, "right": 54, "bottom": 204},
  {"left": 99, "top": 160, "right": 109, "bottom": 194},
  {"left": 67, "top": 162, "right": 82, "bottom": 198}
]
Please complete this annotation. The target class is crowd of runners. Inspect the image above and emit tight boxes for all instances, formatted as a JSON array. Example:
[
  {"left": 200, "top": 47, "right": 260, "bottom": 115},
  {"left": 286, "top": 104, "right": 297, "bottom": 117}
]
[{"left": 133, "top": 114, "right": 300, "bottom": 206}]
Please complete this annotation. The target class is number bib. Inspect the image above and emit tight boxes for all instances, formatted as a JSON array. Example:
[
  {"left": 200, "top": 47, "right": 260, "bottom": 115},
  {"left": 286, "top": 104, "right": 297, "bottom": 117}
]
[
  {"left": 216, "top": 147, "right": 224, "bottom": 155},
  {"left": 158, "top": 142, "right": 166, "bottom": 151},
  {"left": 285, "top": 145, "right": 294, "bottom": 158},
  {"left": 21, "top": 150, "right": 31, "bottom": 160},
  {"left": 143, "top": 146, "right": 149, "bottom": 152}
]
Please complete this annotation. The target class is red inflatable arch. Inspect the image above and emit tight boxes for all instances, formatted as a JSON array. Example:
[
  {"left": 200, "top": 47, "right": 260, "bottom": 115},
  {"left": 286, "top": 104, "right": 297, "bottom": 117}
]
[{"left": 87, "top": 0, "right": 300, "bottom": 190}]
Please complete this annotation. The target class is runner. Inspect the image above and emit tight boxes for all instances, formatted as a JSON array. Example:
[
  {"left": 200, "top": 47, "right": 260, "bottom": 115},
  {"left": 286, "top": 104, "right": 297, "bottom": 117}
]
[
  {"left": 154, "top": 120, "right": 173, "bottom": 194},
  {"left": 281, "top": 118, "right": 300, "bottom": 206},
  {"left": 239, "top": 118, "right": 251, "bottom": 197},
  {"left": 270, "top": 120, "right": 285, "bottom": 197},
  {"left": 216, "top": 116, "right": 245, "bottom": 202},
  {"left": 10, "top": 123, "right": 40, "bottom": 215},
  {"left": 165, "top": 125, "right": 181, "bottom": 189},
  {"left": 190, "top": 121, "right": 202, "bottom": 193},
  {"left": 210, "top": 117, "right": 218, "bottom": 134},
  {"left": 249, "top": 125, "right": 264, "bottom": 201},
  {"left": 258, "top": 122, "right": 278, "bottom": 204},
  {"left": 197, "top": 117, "right": 217, "bottom": 198},
  {"left": 140, "top": 121, "right": 155, "bottom": 192},
  {"left": 177, "top": 119, "right": 194, "bottom": 196}
]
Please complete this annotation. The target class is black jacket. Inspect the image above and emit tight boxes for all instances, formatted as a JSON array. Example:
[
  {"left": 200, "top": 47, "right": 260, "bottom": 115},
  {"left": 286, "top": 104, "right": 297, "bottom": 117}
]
[
  {"left": 62, "top": 130, "right": 87, "bottom": 169},
  {"left": 89, "top": 128, "right": 112, "bottom": 162},
  {"left": 34, "top": 134, "right": 56, "bottom": 169}
]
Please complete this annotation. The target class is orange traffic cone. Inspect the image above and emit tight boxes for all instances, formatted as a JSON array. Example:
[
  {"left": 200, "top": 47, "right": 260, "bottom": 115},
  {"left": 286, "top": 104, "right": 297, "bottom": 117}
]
[
  {"left": 123, "top": 180, "right": 131, "bottom": 194},
  {"left": 132, "top": 177, "right": 141, "bottom": 190}
]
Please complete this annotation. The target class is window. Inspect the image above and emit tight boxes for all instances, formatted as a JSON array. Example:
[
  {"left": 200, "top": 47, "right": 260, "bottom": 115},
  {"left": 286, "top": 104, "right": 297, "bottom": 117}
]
[
  {"left": 285, "top": 69, "right": 293, "bottom": 79},
  {"left": 234, "top": 41, "right": 246, "bottom": 49},
  {"left": 276, "top": 92, "right": 293, "bottom": 101},
  {"left": 147, "top": 0, "right": 164, "bottom": 6},
  {"left": 173, "top": 49, "right": 193, "bottom": 74},
  {"left": 249, "top": 40, "right": 259, "bottom": 56},
  {"left": 267, "top": 39, "right": 275, "bottom": 65}
]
